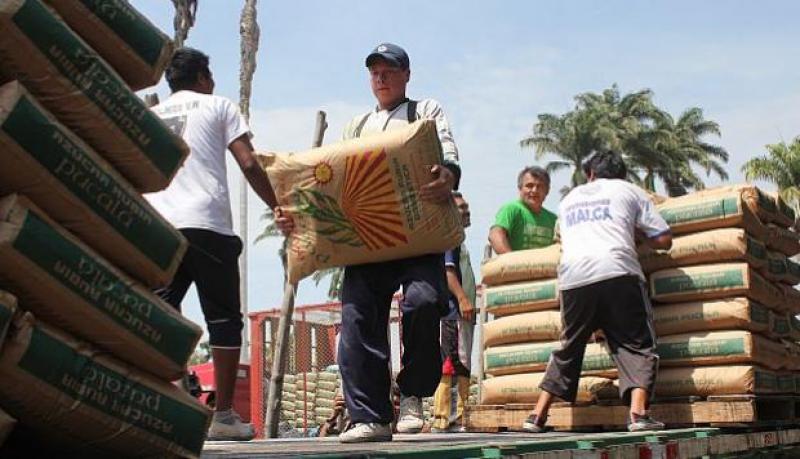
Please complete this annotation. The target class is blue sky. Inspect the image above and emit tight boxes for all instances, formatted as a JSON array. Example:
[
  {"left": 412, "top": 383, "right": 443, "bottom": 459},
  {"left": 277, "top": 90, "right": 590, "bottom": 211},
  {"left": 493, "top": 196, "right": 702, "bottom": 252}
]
[{"left": 130, "top": 1, "right": 800, "bottom": 344}]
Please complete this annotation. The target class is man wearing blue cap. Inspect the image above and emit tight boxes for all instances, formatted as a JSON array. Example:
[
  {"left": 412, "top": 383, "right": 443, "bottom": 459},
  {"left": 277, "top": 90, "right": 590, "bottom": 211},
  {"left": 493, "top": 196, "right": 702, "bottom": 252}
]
[{"left": 337, "top": 42, "right": 462, "bottom": 443}]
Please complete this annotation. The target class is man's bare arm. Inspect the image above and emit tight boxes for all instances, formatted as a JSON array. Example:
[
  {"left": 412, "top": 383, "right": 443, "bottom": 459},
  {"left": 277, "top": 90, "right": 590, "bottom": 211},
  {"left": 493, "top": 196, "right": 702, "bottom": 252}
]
[
  {"left": 228, "top": 134, "right": 278, "bottom": 210},
  {"left": 446, "top": 266, "right": 473, "bottom": 322},
  {"left": 488, "top": 226, "right": 512, "bottom": 255}
]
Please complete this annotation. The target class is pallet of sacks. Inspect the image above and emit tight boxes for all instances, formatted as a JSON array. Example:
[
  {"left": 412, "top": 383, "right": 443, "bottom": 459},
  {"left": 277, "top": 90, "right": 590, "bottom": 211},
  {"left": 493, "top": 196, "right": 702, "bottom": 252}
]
[
  {"left": 478, "top": 244, "right": 619, "bottom": 405},
  {"left": 639, "top": 184, "right": 800, "bottom": 404},
  {"left": 313, "top": 368, "right": 341, "bottom": 427},
  {"left": 0, "top": 1, "right": 215, "bottom": 456}
]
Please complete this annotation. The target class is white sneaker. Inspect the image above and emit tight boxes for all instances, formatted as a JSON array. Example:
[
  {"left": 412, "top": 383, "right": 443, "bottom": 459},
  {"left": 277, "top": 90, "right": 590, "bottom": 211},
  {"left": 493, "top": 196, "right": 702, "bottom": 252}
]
[
  {"left": 396, "top": 395, "right": 424, "bottom": 433},
  {"left": 338, "top": 422, "right": 392, "bottom": 443},
  {"left": 207, "top": 410, "right": 255, "bottom": 441}
]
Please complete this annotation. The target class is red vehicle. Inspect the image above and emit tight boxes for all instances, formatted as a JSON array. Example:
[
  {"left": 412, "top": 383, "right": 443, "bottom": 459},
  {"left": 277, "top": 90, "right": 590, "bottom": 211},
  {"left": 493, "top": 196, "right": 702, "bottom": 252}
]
[{"left": 189, "top": 362, "right": 252, "bottom": 422}]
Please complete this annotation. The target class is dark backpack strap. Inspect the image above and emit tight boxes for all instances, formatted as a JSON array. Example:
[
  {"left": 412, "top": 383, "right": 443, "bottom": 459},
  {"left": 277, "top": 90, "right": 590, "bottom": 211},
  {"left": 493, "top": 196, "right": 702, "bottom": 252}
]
[
  {"left": 407, "top": 99, "right": 418, "bottom": 122},
  {"left": 353, "top": 113, "right": 370, "bottom": 138}
]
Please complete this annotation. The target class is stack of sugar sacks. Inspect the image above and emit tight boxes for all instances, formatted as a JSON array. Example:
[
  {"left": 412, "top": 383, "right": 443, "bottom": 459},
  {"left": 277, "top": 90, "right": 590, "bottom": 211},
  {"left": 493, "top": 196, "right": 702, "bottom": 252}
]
[
  {"left": 0, "top": 1, "right": 212, "bottom": 457},
  {"left": 479, "top": 244, "right": 618, "bottom": 404},
  {"left": 313, "top": 368, "right": 341, "bottom": 427},
  {"left": 638, "top": 184, "right": 800, "bottom": 398}
]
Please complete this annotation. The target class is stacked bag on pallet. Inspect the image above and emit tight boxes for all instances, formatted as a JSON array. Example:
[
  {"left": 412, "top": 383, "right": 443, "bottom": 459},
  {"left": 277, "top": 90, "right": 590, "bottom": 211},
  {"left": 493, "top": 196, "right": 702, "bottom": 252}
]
[
  {"left": 0, "top": 1, "right": 212, "bottom": 457},
  {"left": 297, "top": 372, "right": 318, "bottom": 428},
  {"left": 479, "top": 244, "right": 618, "bottom": 404},
  {"left": 313, "top": 368, "right": 341, "bottom": 426},
  {"left": 639, "top": 184, "right": 800, "bottom": 398},
  {"left": 276, "top": 369, "right": 342, "bottom": 432}
]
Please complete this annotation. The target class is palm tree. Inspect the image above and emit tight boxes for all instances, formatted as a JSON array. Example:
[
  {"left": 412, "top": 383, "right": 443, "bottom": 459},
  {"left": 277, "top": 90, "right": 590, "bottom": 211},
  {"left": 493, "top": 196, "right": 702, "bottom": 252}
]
[
  {"left": 171, "top": 0, "right": 198, "bottom": 48},
  {"left": 520, "top": 112, "right": 591, "bottom": 195},
  {"left": 522, "top": 85, "right": 728, "bottom": 197},
  {"left": 742, "top": 137, "right": 800, "bottom": 212}
]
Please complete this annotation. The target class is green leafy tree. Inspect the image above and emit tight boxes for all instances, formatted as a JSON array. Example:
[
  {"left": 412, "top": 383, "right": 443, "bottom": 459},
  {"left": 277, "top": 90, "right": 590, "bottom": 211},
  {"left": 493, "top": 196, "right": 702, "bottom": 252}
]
[
  {"left": 741, "top": 137, "right": 800, "bottom": 212},
  {"left": 522, "top": 84, "right": 728, "bottom": 196}
]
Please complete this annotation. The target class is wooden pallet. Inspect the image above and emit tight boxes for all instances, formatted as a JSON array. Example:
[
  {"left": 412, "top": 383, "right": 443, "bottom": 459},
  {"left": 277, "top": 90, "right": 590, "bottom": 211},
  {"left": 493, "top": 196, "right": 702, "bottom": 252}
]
[{"left": 466, "top": 395, "right": 800, "bottom": 432}]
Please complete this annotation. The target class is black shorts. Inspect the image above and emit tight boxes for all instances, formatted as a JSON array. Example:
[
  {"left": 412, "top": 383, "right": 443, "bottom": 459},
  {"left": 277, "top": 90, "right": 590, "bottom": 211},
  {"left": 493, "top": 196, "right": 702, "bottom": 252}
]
[{"left": 155, "top": 228, "right": 244, "bottom": 348}]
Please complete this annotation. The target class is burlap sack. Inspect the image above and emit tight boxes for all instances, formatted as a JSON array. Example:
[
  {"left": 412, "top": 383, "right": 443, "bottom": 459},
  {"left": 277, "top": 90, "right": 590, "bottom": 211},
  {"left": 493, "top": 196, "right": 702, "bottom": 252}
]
[
  {"left": 482, "top": 310, "right": 561, "bottom": 347},
  {"left": 480, "top": 244, "right": 561, "bottom": 286},
  {"left": 0, "top": 314, "right": 211, "bottom": 458},
  {"left": 0, "top": 0, "right": 188, "bottom": 192},
  {"left": 0, "top": 82, "right": 186, "bottom": 287},
  {"left": 315, "top": 398, "right": 335, "bottom": 409},
  {"left": 42, "top": 0, "right": 173, "bottom": 91},
  {"left": 317, "top": 371, "right": 339, "bottom": 382},
  {"left": 0, "top": 195, "right": 201, "bottom": 380},
  {"left": 483, "top": 298, "right": 772, "bottom": 347},
  {"left": 766, "top": 224, "right": 800, "bottom": 257},
  {"left": 0, "top": 290, "right": 16, "bottom": 349},
  {"left": 760, "top": 250, "right": 789, "bottom": 283},
  {"left": 656, "top": 185, "right": 767, "bottom": 237},
  {"left": 782, "top": 284, "right": 800, "bottom": 314},
  {"left": 657, "top": 330, "right": 787, "bottom": 370},
  {"left": 653, "top": 298, "right": 771, "bottom": 337},
  {"left": 785, "top": 258, "right": 800, "bottom": 285},
  {"left": 655, "top": 366, "right": 778, "bottom": 397},
  {"left": 790, "top": 315, "right": 800, "bottom": 342},
  {"left": 484, "top": 341, "right": 614, "bottom": 377},
  {"left": 259, "top": 120, "right": 464, "bottom": 283},
  {"left": 786, "top": 342, "right": 800, "bottom": 371},
  {"left": 484, "top": 279, "right": 559, "bottom": 317},
  {"left": 777, "top": 373, "right": 797, "bottom": 394},
  {"left": 638, "top": 228, "right": 767, "bottom": 274},
  {"left": 479, "top": 373, "right": 616, "bottom": 405},
  {"left": 294, "top": 400, "right": 315, "bottom": 411},
  {"left": 766, "top": 191, "right": 796, "bottom": 228},
  {"left": 770, "top": 313, "right": 791, "bottom": 339},
  {"left": 317, "top": 380, "right": 338, "bottom": 392},
  {"left": 0, "top": 407, "right": 14, "bottom": 449},
  {"left": 316, "top": 389, "right": 337, "bottom": 400},
  {"left": 649, "top": 262, "right": 784, "bottom": 310}
]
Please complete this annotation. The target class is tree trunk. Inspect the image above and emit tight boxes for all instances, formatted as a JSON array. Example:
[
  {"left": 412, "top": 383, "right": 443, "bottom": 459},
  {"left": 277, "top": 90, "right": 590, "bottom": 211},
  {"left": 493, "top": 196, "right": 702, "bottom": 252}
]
[{"left": 171, "top": 0, "right": 198, "bottom": 48}]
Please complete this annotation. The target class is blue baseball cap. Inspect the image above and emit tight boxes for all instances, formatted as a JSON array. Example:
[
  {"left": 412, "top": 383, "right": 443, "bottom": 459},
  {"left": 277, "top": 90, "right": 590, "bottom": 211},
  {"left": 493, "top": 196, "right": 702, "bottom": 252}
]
[{"left": 365, "top": 43, "right": 410, "bottom": 69}]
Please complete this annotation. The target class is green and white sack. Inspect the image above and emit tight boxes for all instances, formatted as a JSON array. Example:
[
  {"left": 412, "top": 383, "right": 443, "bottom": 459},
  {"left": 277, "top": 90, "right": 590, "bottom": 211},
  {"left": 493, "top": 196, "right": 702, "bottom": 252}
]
[
  {"left": 0, "top": 82, "right": 187, "bottom": 287},
  {"left": 484, "top": 341, "right": 614, "bottom": 377},
  {"left": 484, "top": 279, "right": 559, "bottom": 317},
  {"left": 638, "top": 228, "right": 767, "bottom": 274},
  {"left": 656, "top": 185, "right": 768, "bottom": 237},
  {"left": 0, "top": 314, "right": 211, "bottom": 458},
  {"left": 482, "top": 310, "right": 561, "bottom": 347},
  {"left": 765, "top": 224, "right": 800, "bottom": 257},
  {"left": 481, "top": 244, "right": 560, "bottom": 286},
  {"left": 42, "top": 0, "right": 173, "bottom": 90},
  {"left": 480, "top": 373, "right": 615, "bottom": 404},
  {"left": 0, "top": 0, "right": 188, "bottom": 191},
  {"left": 655, "top": 365, "right": 778, "bottom": 397},
  {"left": 0, "top": 195, "right": 201, "bottom": 380},
  {"left": 653, "top": 298, "right": 771, "bottom": 337},
  {"left": 657, "top": 330, "right": 787, "bottom": 370},
  {"left": 649, "top": 263, "right": 784, "bottom": 311}
]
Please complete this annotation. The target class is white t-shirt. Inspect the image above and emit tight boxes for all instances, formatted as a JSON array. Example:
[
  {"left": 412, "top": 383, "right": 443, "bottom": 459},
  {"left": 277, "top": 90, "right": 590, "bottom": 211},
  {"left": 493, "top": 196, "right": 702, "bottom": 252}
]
[
  {"left": 145, "top": 91, "right": 250, "bottom": 236},
  {"left": 557, "top": 179, "right": 670, "bottom": 291},
  {"left": 341, "top": 98, "right": 460, "bottom": 165}
]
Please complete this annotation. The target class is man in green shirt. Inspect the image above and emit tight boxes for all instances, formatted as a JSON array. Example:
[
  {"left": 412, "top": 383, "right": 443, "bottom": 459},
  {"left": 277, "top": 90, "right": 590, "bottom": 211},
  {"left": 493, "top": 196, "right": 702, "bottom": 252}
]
[{"left": 489, "top": 166, "right": 556, "bottom": 253}]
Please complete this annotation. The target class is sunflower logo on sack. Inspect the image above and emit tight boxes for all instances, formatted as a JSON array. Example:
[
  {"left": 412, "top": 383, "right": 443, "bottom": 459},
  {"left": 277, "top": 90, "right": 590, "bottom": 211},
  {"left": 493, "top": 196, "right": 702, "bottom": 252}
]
[
  {"left": 294, "top": 149, "right": 408, "bottom": 250},
  {"left": 313, "top": 162, "right": 333, "bottom": 185}
]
